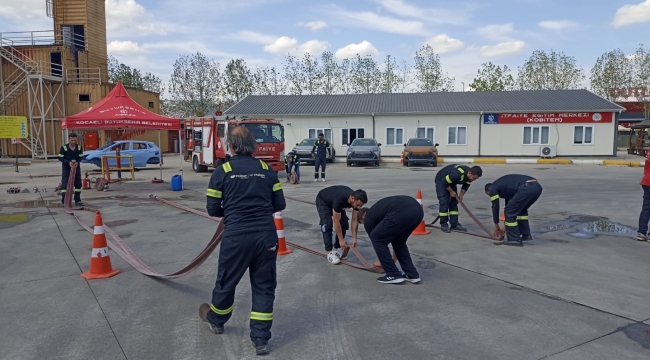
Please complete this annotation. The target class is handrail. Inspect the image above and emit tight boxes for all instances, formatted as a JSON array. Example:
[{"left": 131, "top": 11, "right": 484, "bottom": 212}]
[
  {"left": 0, "top": 30, "right": 85, "bottom": 49},
  {"left": 65, "top": 67, "right": 102, "bottom": 84}
]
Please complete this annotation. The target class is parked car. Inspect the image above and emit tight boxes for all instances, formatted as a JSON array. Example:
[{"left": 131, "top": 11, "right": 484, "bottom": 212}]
[
  {"left": 346, "top": 138, "right": 381, "bottom": 167},
  {"left": 83, "top": 140, "right": 161, "bottom": 168},
  {"left": 402, "top": 138, "right": 439, "bottom": 167},
  {"left": 291, "top": 138, "right": 336, "bottom": 163}
]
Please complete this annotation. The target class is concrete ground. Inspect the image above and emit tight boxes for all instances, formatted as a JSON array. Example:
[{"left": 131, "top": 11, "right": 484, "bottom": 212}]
[{"left": 1, "top": 157, "right": 649, "bottom": 360}]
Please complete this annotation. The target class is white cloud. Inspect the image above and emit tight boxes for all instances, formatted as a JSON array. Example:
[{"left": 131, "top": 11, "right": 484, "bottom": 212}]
[
  {"left": 538, "top": 20, "right": 579, "bottom": 32},
  {"left": 424, "top": 34, "right": 464, "bottom": 54},
  {"left": 477, "top": 23, "right": 516, "bottom": 42},
  {"left": 229, "top": 30, "right": 278, "bottom": 44},
  {"left": 334, "top": 41, "right": 380, "bottom": 59},
  {"left": 326, "top": 5, "right": 428, "bottom": 36},
  {"left": 105, "top": 0, "right": 166, "bottom": 36},
  {"left": 298, "top": 21, "right": 328, "bottom": 31},
  {"left": 612, "top": 0, "right": 650, "bottom": 27},
  {"left": 0, "top": 0, "right": 44, "bottom": 20},
  {"left": 263, "top": 36, "right": 329, "bottom": 56},
  {"left": 377, "top": 0, "right": 473, "bottom": 26},
  {"left": 107, "top": 40, "right": 145, "bottom": 55},
  {"left": 143, "top": 41, "right": 239, "bottom": 58},
  {"left": 479, "top": 41, "right": 525, "bottom": 58}
]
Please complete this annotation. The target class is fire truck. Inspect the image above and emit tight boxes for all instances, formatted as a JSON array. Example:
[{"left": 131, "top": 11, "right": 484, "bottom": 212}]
[{"left": 185, "top": 116, "right": 285, "bottom": 173}]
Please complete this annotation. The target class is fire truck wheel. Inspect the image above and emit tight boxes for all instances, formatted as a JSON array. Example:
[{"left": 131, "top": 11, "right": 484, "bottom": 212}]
[{"left": 192, "top": 157, "right": 202, "bottom": 173}]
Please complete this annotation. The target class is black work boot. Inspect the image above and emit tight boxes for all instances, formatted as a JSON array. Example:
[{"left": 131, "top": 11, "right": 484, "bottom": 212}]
[
  {"left": 252, "top": 341, "right": 269, "bottom": 356},
  {"left": 75, "top": 201, "right": 84, "bottom": 207},
  {"left": 198, "top": 303, "right": 224, "bottom": 334},
  {"left": 451, "top": 224, "right": 467, "bottom": 232},
  {"left": 441, "top": 224, "right": 451, "bottom": 233},
  {"left": 520, "top": 234, "right": 533, "bottom": 241}
]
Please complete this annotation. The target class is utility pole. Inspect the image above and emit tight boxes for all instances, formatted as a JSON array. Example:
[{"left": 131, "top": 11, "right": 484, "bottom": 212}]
[
  {"left": 462, "top": 82, "right": 465, "bottom": 92},
  {"left": 387, "top": 55, "right": 391, "bottom": 93}
]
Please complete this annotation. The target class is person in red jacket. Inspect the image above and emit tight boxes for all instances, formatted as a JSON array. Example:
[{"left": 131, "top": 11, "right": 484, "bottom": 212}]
[{"left": 638, "top": 150, "right": 650, "bottom": 242}]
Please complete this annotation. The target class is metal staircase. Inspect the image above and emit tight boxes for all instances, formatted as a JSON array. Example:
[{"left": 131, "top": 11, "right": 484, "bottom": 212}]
[{"left": 1, "top": 36, "right": 63, "bottom": 158}]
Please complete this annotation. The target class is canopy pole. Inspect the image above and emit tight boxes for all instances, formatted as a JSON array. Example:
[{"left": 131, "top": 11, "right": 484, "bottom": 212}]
[
  {"left": 158, "top": 130, "right": 163, "bottom": 181},
  {"left": 179, "top": 129, "right": 184, "bottom": 190}
]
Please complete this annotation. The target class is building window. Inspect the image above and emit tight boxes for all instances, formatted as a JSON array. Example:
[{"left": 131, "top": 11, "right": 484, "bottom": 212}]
[
  {"left": 574, "top": 126, "right": 594, "bottom": 145},
  {"left": 78, "top": 94, "right": 90, "bottom": 102},
  {"left": 386, "top": 127, "right": 404, "bottom": 145},
  {"left": 148, "top": 101, "right": 154, "bottom": 108},
  {"left": 308, "top": 128, "right": 332, "bottom": 142},
  {"left": 523, "top": 126, "right": 550, "bottom": 145},
  {"left": 341, "top": 128, "right": 364, "bottom": 146},
  {"left": 448, "top": 126, "right": 467, "bottom": 145},
  {"left": 416, "top": 127, "right": 435, "bottom": 142}
]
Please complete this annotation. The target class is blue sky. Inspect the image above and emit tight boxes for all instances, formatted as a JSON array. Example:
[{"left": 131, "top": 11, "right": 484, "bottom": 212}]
[{"left": 1, "top": 0, "right": 649, "bottom": 91}]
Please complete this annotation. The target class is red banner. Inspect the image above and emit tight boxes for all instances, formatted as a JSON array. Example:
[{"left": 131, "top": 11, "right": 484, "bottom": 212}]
[
  {"left": 498, "top": 112, "right": 613, "bottom": 124},
  {"left": 62, "top": 118, "right": 180, "bottom": 130}
]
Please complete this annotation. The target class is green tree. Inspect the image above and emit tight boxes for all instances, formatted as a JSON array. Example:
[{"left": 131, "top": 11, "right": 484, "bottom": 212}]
[
  {"left": 589, "top": 49, "right": 633, "bottom": 101},
  {"left": 517, "top": 50, "right": 586, "bottom": 90},
  {"left": 469, "top": 62, "right": 515, "bottom": 91},
  {"left": 351, "top": 54, "right": 382, "bottom": 94},
  {"left": 168, "top": 52, "right": 221, "bottom": 117},
  {"left": 630, "top": 44, "right": 650, "bottom": 118},
  {"left": 223, "top": 59, "right": 254, "bottom": 106},
  {"left": 107, "top": 55, "right": 161, "bottom": 93},
  {"left": 413, "top": 45, "right": 455, "bottom": 92}
]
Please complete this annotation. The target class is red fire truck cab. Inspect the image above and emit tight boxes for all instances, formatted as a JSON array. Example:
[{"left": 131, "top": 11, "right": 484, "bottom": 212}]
[{"left": 185, "top": 116, "right": 285, "bottom": 173}]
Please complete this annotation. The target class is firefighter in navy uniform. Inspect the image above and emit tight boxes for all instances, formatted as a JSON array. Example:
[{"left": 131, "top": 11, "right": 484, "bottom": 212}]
[
  {"left": 58, "top": 133, "right": 86, "bottom": 206},
  {"left": 199, "top": 126, "right": 286, "bottom": 356},
  {"left": 485, "top": 174, "right": 543, "bottom": 247},
  {"left": 284, "top": 150, "right": 300, "bottom": 183},
  {"left": 311, "top": 132, "right": 331, "bottom": 182},
  {"left": 434, "top": 164, "right": 483, "bottom": 233}
]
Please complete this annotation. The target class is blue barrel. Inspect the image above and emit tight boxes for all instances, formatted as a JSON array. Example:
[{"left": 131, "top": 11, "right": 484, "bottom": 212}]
[{"left": 171, "top": 175, "right": 183, "bottom": 191}]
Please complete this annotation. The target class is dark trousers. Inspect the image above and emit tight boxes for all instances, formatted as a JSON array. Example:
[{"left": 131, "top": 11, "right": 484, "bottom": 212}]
[
  {"left": 316, "top": 199, "right": 348, "bottom": 251},
  {"left": 504, "top": 182, "right": 543, "bottom": 241},
  {"left": 435, "top": 181, "right": 459, "bottom": 227},
  {"left": 638, "top": 185, "right": 650, "bottom": 235},
  {"left": 207, "top": 230, "right": 278, "bottom": 345},
  {"left": 369, "top": 206, "right": 422, "bottom": 278},
  {"left": 314, "top": 157, "right": 326, "bottom": 179},
  {"left": 61, "top": 165, "right": 82, "bottom": 203}
]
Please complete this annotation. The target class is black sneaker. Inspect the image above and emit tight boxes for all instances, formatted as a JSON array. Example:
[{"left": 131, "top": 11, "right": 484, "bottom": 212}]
[
  {"left": 404, "top": 274, "right": 421, "bottom": 284},
  {"left": 253, "top": 342, "right": 269, "bottom": 356},
  {"left": 451, "top": 224, "right": 467, "bottom": 232},
  {"left": 75, "top": 201, "right": 84, "bottom": 207},
  {"left": 521, "top": 234, "right": 533, "bottom": 241},
  {"left": 377, "top": 275, "right": 405, "bottom": 284},
  {"left": 503, "top": 239, "right": 523, "bottom": 247},
  {"left": 198, "top": 303, "right": 224, "bottom": 334},
  {"left": 441, "top": 224, "right": 451, "bottom": 233},
  {"left": 637, "top": 232, "right": 648, "bottom": 241}
]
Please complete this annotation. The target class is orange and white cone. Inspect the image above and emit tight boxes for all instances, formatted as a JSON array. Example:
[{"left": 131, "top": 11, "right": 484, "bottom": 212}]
[
  {"left": 412, "top": 189, "right": 431, "bottom": 235},
  {"left": 81, "top": 212, "right": 121, "bottom": 280},
  {"left": 274, "top": 212, "right": 292, "bottom": 255}
]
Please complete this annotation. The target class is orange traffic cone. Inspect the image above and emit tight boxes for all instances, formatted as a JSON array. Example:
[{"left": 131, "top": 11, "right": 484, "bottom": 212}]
[
  {"left": 412, "top": 189, "right": 431, "bottom": 235},
  {"left": 274, "top": 212, "right": 292, "bottom": 255},
  {"left": 81, "top": 212, "right": 121, "bottom": 280}
]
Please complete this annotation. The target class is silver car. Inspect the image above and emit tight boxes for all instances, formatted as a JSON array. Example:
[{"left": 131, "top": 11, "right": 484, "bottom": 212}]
[
  {"left": 346, "top": 138, "right": 381, "bottom": 167},
  {"left": 291, "top": 138, "right": 336, "bottom": 164}
]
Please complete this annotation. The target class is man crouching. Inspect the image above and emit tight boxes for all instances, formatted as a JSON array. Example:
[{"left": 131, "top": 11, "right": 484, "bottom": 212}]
[{"left": 357, "top": 195, "right": 422, "bottom": 284}]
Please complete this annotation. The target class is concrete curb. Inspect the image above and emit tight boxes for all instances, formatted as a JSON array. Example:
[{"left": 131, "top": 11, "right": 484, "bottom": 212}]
[{"left": 379, "top": 157, "right": 644, "bottom": 167}]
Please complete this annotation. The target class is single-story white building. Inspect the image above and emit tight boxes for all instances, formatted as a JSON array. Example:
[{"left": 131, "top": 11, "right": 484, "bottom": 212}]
[{"left": 224, "top": 90, "right": 625, "bottom": 159}]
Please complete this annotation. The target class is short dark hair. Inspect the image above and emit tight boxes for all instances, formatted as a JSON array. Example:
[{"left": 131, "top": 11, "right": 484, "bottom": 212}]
[
  {"left": 228, "top": 126, "right": 257, "bottom": 155},
  {"left": 469, "top": 166, "right": 483, "bottom": 177},
  {"left": 69, "top": 133, "right": 78, "bottom": 138},
  {"left": 357, "top": 207, "right": 369, "bottom": 221},
  {"left": 318, "top": 133, "right": 324, "bottom": 136},
  {"left": 351, "top": 189, "right": 367, "bottom": 203},
  {"left": 484, "top": 183, "right": 492, "bottom": 192}
]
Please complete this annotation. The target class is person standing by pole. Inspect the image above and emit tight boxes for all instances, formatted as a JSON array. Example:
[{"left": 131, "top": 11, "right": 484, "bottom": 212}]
[
  {"left": 311, "top": 133, "right": 331, "bottom": 182},
  {"left": 199, "top": 126, "right": 286, "bottom": 356},
  {"left": 58, "top": 133, "right": 86, "bottom": 207}
]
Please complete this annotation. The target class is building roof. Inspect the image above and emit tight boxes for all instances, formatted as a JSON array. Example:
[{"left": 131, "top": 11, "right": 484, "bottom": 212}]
[{"left": 224, "top": 89, "right": 624, "bottom": 116}]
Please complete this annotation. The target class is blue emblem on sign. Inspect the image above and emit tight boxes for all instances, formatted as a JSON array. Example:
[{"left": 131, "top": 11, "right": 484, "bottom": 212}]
[{"left": 484, "top": 113, "right": 499, "bottom": 124}]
